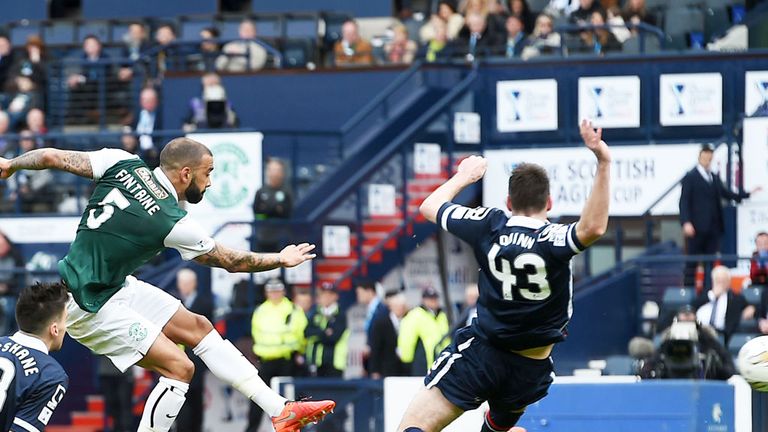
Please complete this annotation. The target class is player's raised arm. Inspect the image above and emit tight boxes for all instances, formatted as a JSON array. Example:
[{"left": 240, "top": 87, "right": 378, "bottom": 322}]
[
  {"left": 420, "top": 155, "right": 487, "bottom": 223},
  {"left": 575, "top": 119, "right": 611, "bottom": 247},
  {"left": 194, "top": 241, "right": 316, "bottom": 273},
  {"left": 0, "top": 148, "right": 94, "bottom": 179}
]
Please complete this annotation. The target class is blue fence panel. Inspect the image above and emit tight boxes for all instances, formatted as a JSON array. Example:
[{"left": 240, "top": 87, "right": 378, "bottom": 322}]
[
  {"left": 521, "top": 380, "right": 735, "bottom": 432},
  {"left": 161, "top": 68, "right": 403, "bottom": 132}
]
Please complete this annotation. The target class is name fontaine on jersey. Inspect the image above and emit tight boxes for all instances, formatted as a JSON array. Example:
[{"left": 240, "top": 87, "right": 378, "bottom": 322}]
[{"left": 114, "top": 167, "right": 169, "bottom": 215}]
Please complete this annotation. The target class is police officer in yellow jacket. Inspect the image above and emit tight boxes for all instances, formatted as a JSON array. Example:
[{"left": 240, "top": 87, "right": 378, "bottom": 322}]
[
  {"left": 305, "top": 282, "right": 349, "bottom": 378},
  {"left": 247, "top": 278, "right": 308, "bottom": 432},
  {"left": 398, "top": 287, "right": 450, "bottom": 376},
  {"left": 305, "top": 282, "right": 349, "bottom": 432}
]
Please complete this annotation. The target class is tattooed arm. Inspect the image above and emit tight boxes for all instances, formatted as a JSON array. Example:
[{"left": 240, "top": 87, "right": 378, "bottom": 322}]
[
  {"left": 0, "top": 149, "right": 93, "bottom": 180},
  {"left": 194, "top": 242, "right": 316, "bottom": 273}
]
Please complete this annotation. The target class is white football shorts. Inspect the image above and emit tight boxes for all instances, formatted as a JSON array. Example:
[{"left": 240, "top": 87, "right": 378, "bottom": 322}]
[{"left": 66, "top": 275, "right": 181, "bottom": 372}]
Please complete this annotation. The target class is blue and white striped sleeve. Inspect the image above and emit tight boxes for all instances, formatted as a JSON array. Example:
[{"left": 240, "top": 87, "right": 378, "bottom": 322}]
[{"left": 436, "top": 202, "right": 502, "bottom": 245}]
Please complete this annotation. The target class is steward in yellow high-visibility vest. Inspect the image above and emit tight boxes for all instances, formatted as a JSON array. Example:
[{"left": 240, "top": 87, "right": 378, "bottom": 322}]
[
  {"left": 304, "top": 283, "right": 349, "bottom": 377},
  {"left": 398, "top": 288, "right": 450, "bottom": 376},
  {"left": 248, "top": 278, "right": 307, "bottom": 430},
  {"left": 305, "top": 283, "right": 349, "bottom": 377}
]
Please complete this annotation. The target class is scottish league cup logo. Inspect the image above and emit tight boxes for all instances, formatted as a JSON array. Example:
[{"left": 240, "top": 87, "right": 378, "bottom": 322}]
[
  {"left": 508, "top": 90, "right": 522, "bottom": 121},
  {"left": 590, "top": 86, "right": 604, "bottom": 118},
  {"left": 672, "top": 83, "right": 686, "bottom": 116},
  {"left": 757, "top": 80, "right": 768, "bottom": 106}
]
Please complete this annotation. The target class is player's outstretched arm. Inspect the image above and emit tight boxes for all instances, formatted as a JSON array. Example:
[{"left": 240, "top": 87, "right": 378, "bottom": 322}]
[
  {"left": 194, "top": 241, "right": 316, "bottom": 273},
  {"left": 0, "top": 148, "right": 93, "bottom": 179},
  {"left": 419, "top": 155, "right": 487, "bottom": 223},
  {"left": 575, "top": 119, "right": 611, "bottom": 247}
]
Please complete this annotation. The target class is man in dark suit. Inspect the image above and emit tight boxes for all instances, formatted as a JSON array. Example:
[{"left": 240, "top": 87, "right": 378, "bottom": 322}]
[
  {"left": 692, "top": 265, "right": 754, "bottom": 345},
  {"left": 173, "top": 268, "right": 214, "bottom": 432},
  {"left": 132, "top": 86, "right": 162, "bottom": 167},
  {"left": 369, "top": 291, "right": 408, "bottom": 379},
  {"left": 679, "top": 144, "right": 758, "bottom": 286},
  {"left": 456, "top": 12, "right": 505, "bottom": 59}
]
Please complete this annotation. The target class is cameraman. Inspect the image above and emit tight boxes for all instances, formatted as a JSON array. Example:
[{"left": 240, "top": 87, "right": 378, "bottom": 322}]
[{"left": 640, "top": 305, "right": 735, "bottom": 380}]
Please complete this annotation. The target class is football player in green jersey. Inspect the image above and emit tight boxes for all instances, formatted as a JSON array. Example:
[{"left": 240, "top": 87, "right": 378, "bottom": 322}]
[{"left": 0, "top": 138, "right": 335, "bottom": 432}]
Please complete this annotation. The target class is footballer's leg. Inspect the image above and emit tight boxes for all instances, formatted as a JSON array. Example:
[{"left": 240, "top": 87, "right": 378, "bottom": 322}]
[
  {"left": 480, "top": 406, "right": 526, "bottom": 432},
  {"left": 398, "top": 387, "right": 464, "bottom": 432},
  {"left": 162, "top": 305, "right": 335, "bottom": 431},
  {"left": 136, "top": 333, "right": 194, "bottom": 432}
]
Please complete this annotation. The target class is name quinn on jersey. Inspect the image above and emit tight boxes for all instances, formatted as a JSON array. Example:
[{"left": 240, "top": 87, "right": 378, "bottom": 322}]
[{"left": 114, "top": 168, "right": 162, "bottom": 215}]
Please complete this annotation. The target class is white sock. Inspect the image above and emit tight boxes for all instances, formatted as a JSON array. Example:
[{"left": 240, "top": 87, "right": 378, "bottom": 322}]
[
  {"left": 193, "top": 330, "right": 287, "bottom": 417},
  {"left": 138, "top": 377, "right": 188, "bottom": 432}
]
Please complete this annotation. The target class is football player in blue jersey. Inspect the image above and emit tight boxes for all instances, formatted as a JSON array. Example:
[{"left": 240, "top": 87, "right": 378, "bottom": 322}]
[
  {"left": 398, "top": 120, "right": 611, "bottom": 432},
  {"left": 0, "top": 282, "right": 69, "bottom": 432}
]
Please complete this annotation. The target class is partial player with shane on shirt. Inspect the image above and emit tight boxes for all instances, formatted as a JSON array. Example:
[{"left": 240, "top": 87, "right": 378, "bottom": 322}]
[
  {"left": 0, "top": 282, "right": 69, "bottom": 432},
  {"left": 398, "top": 120, "right": 611, "bottom": 432},
  {"left": 0, "top": 138, "right": 334, "bottom": 432}
]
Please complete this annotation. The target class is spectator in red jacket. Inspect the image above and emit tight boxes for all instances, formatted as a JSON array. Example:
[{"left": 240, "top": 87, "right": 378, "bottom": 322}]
[{"left": 751, "top": 232, "right": 768, "bottom": 286}]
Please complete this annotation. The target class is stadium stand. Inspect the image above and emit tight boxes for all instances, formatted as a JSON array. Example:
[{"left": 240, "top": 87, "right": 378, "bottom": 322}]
[{"left": 1, "top": 0, "right": 768, "bottom": 430}]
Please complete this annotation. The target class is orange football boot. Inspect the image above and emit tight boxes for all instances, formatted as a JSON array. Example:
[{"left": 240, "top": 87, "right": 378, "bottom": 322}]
[{"left": 271, "top": 399, "right": 336, "bottom": 432}]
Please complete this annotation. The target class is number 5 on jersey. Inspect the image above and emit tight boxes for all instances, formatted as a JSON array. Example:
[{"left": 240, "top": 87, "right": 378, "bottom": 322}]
[
  {"left": 487, "top": 244, "right": 551, "bottom": 301},
  {"left": 87, "top": 187, "right": 130, "bottom": 229}
]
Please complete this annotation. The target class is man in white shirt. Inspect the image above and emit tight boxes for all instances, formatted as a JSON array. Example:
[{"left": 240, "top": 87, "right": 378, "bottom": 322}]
[{"left": 693, "top": 266, "right": 754, "bottom": 344}]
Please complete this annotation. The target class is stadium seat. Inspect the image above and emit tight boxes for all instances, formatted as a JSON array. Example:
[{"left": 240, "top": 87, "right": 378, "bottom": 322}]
[
  {"left": 645, "top": 0, "right": 670, "bottom": 10},
  {"left": 110, "top": 21, "right": 135, "bottom": 44},
  {"left": 180, "top": 19, "right": 210, "bottom": 42},
  {"left": 739, "top": 318, "right": 759, "bottom": 332},
  {"left": 743, "top": 286, "right": 763, "bottom": 307},
  {"left": 705, "top": 0, "right": 736, "bottom": 8},
  {"left": 77, "top": 20, "right": 111, "bottom": 43},
  {"left": 528, "top": 0, "right": 550, "bottom": 13},
  {"left": 728, "top": 333, "right": 757, "bottom": 356},
  {"left": 662, "top": 287, "right": 694, "bottom": 308},
  {"left": 322, "top": 13, "right": 351, "bottom": 46},
  {"left": 9, "top": 23, "right": 42, "bottom": 46},
  {"left": 253, "top": 15, "right": 283, "bottom": 39},
  {"left": 664, "top": 6, "right": 706, "bottom": 49},
  {"left": 283, "top": 39, "right": 314, "bottom": 68},
  {"left": 218, "top": 18, "right": 242, "bottom": 40},
  {"left": 43, "top": 21, "right": 77, "bottom": 45},
  {"left": 705, "top": 6, "right": 733, "bottom": 40},
  {"left": 285, "top": 14, "right": 319, "bottom": 39},
  {"left": 622, "top": 35, "right": 662, "bottom": 54},
  {"left": 604, "top": 355, "right": 636, "bottom": 375}
]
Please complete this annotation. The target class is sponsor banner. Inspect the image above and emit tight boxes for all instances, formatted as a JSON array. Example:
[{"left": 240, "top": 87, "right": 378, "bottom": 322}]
[
  {"left": 185, "top": 132, "right": 263, "bottom": 234},
  {"left": 0, "top": 217, "right": 80, "bottom": 243},
  {"left": 742, "top": 117, "right": 768, "bottom": 199},
  {"left": 659, "top": 73, "right": 722, "bottom": 126},
  {"left": 368, "top": 184, "right": 397, "bottom": 216},
  {"left": 322, "top": 225, "right": 351, "bottom": 257},
  {"left": 483, "top": 144, "right": 702, "bottom": 217},
  {"left": 454, "top": 112, "right": 481, "bottom": 144},
  {"left": 578, "top": 76, "right": 641, "bottom": 128},
  {"left": 745, "top": 71, "right": 768, "bottom": 116},
  {"left": 414, "top": 143, "right": 442, "bottom": 175},
  {"left": 497, "top": 79, "right": 558, "bottom": 132}
]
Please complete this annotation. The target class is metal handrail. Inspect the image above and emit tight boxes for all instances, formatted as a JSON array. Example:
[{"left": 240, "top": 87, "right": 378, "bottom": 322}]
[
  {"left": 338, "top": 60, "right": 423, "bottom": 135},
  {"left": 302, "top": 67, "right": 477, "bottom": 223}
]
